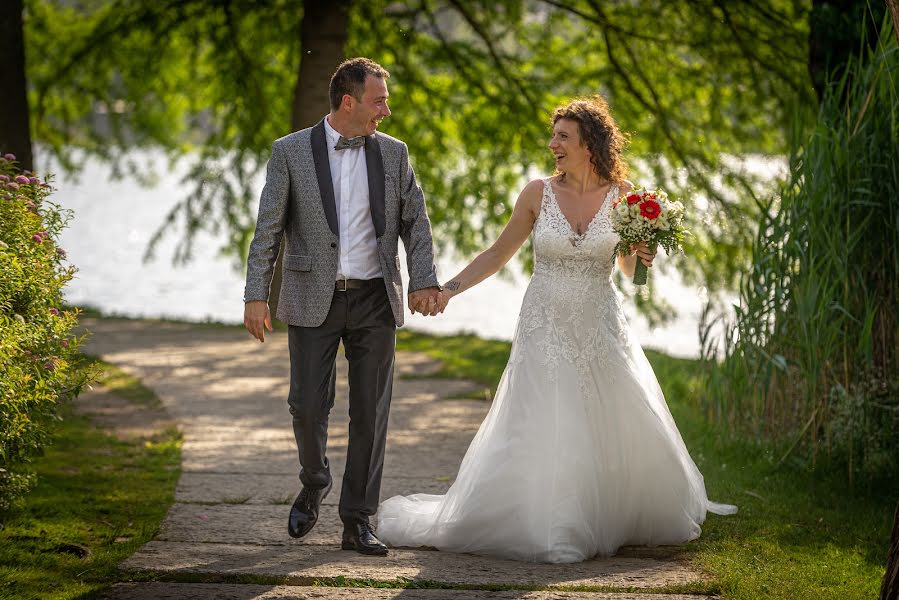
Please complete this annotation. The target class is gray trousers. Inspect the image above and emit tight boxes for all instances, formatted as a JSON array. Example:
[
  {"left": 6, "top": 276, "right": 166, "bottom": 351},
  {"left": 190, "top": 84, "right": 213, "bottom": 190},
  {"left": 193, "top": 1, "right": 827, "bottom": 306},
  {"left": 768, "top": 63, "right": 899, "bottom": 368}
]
[{"left": 287, "top": 280, "right": 396, "bottom": 527}]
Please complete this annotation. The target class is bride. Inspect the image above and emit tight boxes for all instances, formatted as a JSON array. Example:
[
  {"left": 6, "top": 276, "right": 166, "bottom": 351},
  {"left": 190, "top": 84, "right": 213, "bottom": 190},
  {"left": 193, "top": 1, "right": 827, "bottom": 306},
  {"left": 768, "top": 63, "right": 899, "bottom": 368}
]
[{"left": 377, "top": 96, "right": 736, "bottom": 564}]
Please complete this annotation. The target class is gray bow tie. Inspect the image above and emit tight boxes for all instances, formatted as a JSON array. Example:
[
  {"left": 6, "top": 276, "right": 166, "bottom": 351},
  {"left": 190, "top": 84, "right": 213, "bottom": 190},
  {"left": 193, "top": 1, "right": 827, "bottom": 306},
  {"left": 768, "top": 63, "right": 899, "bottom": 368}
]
[{"left": 335, "top": 135, "right": 365, "bottom": 151}]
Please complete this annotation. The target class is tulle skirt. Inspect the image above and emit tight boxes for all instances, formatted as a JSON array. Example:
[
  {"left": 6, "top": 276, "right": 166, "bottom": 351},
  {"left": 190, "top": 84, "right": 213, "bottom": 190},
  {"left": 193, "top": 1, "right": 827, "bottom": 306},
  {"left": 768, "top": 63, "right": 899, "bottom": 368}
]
[{"left": 377, "top": 275, "right": 736, "bottom": 563}]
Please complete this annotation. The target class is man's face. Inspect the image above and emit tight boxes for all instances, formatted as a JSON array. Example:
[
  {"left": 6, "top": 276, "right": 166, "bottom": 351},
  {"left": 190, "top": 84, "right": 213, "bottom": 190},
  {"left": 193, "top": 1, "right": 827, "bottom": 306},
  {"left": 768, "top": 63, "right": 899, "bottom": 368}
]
[{"left": 349, "top": 75, "right": 391, "bottom": 136}]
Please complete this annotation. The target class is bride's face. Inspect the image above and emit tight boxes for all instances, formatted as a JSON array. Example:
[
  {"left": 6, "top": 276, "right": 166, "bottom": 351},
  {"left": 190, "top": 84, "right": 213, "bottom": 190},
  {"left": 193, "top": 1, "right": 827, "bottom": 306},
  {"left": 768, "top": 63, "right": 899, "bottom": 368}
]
[{"left": 549, "top": 119, "right": 591, "bottom": 174}]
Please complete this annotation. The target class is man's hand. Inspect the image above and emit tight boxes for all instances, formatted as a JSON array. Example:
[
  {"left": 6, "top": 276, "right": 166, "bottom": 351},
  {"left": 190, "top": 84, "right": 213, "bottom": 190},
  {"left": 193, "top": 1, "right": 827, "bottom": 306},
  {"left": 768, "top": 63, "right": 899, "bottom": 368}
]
[
  {"left": 629, "top": 241, "right": 657, "bottom": 268},
  {"left": 408, "top": 286, "right": 441, "bottom": 316},
  {"left": 244, "top": 300, "right": 272, "bottom": 342}
]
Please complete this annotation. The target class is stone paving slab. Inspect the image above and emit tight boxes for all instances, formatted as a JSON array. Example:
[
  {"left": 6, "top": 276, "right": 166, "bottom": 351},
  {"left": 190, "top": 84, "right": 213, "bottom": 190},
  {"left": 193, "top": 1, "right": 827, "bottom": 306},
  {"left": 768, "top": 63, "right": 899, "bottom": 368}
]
[
  {"left": 157, "top": 503, "right": 344, "bottom": 546},
  {"left": 121, "top": 542, "right": 702, "bottom": 589},
  {"left": 180, "top": 434, "right": 474, "bottom": 478},
  {"left": 103, "top": 583, "right": 708, "bottom": 599},
  {"left": 176, "top": 473, "right": 452, "bottom": 505}
]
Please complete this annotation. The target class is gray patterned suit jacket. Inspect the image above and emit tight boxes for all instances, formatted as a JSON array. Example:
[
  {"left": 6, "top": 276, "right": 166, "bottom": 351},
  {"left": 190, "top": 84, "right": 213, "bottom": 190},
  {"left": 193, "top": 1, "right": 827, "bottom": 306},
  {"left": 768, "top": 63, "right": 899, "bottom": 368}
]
[{"left": 243, "top": 119, "right": 440, "bottom": 328}]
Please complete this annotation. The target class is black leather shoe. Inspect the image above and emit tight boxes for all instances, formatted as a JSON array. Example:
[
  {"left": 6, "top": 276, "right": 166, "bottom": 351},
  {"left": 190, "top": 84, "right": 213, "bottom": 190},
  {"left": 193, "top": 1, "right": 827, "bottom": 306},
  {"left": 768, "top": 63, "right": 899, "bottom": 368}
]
[
  {"left": 341, "top": 522, "right": 389, "bottom": 556},
  {"left": 287, "top": 480, "right": 332, "bottom": 539}
]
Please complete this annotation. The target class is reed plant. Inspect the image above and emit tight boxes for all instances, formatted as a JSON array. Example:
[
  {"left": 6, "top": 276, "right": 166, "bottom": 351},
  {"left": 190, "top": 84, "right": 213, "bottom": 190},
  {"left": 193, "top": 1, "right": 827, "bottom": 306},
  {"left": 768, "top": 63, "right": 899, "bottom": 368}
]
[{"left": 701, "top": 25, "right": 898, "bottom": 483}]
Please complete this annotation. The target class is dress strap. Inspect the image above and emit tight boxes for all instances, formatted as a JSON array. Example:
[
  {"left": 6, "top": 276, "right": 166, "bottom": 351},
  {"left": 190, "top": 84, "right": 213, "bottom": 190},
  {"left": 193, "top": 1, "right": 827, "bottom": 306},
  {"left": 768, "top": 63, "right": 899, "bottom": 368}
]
[
  {"left": 538, "top": 177, "right": 554, "bottom": 217},
  {"left": 604, "top": 184, "right": 620, "bottom": 216}
]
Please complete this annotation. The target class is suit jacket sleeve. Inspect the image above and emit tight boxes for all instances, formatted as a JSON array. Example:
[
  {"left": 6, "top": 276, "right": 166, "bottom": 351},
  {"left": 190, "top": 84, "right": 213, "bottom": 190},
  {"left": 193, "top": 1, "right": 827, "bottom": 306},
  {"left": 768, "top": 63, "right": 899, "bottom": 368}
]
[
  {"left": 398, "top": 143, "right": 440, "bottom": 292},
  {"left": 243, "top": 141, "right": 289, "bottom": 303}
]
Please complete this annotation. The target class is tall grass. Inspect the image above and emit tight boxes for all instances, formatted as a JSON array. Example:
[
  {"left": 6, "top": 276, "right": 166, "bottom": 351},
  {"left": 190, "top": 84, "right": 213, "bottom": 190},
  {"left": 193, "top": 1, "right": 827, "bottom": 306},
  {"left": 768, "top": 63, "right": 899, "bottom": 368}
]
[{"left": 701, "top": 25, "right": 898, "bottom": 483}]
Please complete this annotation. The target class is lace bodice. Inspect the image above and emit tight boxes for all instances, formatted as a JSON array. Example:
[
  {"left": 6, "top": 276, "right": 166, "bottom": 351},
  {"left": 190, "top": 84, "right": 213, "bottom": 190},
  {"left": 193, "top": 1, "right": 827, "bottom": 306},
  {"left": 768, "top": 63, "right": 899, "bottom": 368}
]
[
  {"left": 533, "top": 177, "right": 619, "bottom": 280},
  {"left": 511, "top": 177, "right": 629, "bottom": 384}
]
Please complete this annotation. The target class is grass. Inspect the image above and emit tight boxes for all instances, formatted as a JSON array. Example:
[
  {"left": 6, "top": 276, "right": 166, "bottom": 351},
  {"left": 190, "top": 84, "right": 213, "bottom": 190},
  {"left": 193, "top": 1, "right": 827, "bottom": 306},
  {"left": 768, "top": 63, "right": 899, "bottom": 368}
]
[
  {"left": 77, "top": 354, "right": 161, "bottom": 408},
  {"left": 396, "top": 328, "right": 511, "bottom": 399},
  {"left": 0, "top": 358, "right": 181, "bottom": 600},
  {"left": 402, "top": 330, "right": 896, "bottom": 599}
]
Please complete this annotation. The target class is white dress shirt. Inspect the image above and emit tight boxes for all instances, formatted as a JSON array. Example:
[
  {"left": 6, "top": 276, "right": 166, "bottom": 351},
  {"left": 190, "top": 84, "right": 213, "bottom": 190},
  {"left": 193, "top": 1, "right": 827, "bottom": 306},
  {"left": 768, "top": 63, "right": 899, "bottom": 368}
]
[{"left": 323, "top": 115, "right": 382, "bottom": 280}]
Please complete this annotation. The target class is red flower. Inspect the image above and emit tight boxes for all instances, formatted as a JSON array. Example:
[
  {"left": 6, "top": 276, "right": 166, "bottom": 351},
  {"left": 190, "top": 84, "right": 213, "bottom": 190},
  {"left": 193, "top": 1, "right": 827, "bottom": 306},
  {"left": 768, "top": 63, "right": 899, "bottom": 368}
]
[
  {"left": 626, "top": 193, "right": 641, "bottom": 205},
  {"left": 640, "top": 199, "right": 661, "bottom": 220},
  {"left": 613, "top": 199, "right": 620, "bottom": 208}
]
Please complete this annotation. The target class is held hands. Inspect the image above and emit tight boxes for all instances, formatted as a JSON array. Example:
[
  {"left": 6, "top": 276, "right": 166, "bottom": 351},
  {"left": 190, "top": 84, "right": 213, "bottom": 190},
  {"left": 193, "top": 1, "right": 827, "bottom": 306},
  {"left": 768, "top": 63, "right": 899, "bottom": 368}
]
[
  {"left": 629, "top": 241, "right": 657, "bottom": 268},
  {"left": 408, "top": 286, "right": 442, "bottom": 316},
  {"left": 244, "top": 300, "right": 273, "bottom": 342}
]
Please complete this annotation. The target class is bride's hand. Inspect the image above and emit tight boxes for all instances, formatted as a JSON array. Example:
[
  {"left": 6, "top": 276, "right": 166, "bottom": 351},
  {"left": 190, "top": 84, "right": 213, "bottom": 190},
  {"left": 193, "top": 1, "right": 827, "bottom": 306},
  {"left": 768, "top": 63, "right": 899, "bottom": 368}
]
[
  {"left": 436, "top": 289, "right": 453, "bottom": 313},
  {"left": 629, "top": 241, "right": 657, "bottom": 268}
]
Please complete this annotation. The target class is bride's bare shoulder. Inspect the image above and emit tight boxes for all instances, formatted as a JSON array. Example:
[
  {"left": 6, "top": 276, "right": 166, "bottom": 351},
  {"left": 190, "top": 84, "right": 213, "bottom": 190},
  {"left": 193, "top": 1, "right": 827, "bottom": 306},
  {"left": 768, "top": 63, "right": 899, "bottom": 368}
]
[
  {"left": 522, "top": 177, "right": 549, "bottom": 193},
  {"left": 515, "top": 178, "right": 547, "bottom": 215}
]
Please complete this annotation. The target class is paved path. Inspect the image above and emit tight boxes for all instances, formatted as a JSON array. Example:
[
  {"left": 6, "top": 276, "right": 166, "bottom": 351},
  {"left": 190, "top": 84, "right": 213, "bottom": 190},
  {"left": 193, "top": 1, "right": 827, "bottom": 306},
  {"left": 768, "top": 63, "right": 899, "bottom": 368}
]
[{"left": 80, "top": 317, "right": 713, "bottom": 599}]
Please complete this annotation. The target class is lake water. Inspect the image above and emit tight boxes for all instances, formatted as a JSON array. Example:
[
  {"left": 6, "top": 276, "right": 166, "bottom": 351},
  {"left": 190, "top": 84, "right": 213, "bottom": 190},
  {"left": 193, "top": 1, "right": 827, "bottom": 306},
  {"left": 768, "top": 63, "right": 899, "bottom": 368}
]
[{"left": 43, "top": 151, "right": 780, "bottom": 358}]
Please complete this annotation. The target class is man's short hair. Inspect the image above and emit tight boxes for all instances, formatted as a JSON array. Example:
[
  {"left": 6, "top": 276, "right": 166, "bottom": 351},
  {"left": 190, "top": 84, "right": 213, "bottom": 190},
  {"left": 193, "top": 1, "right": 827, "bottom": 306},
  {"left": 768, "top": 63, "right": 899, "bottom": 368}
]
[{"left": 329, "top": 58, "right": 390, "bottom": 111}]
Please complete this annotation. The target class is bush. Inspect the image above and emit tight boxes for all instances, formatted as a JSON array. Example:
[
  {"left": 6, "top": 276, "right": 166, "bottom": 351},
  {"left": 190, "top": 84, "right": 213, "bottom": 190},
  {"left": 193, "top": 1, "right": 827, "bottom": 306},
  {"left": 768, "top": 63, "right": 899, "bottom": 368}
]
[
  {"left": 701, "top": 26, "right": 899, "bottom": 482},
  {"left": 0, "top": 153, "right": 90, "bottom": 512}
]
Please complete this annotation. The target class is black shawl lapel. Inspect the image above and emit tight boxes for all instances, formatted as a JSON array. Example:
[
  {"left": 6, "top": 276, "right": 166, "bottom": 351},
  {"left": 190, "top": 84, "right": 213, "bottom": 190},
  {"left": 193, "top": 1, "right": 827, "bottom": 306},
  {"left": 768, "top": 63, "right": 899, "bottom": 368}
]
[
  {"left": 310, "top": 119, "right": 339, "bottom": 235},
  {"left": 365, "top": 134, "right": 386, "bottom": 238}
]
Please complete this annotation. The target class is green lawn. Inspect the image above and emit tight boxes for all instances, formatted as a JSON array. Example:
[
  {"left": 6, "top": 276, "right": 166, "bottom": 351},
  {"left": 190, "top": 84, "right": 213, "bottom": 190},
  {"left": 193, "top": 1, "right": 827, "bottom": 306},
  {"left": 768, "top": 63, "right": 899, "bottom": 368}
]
[
  {"left": 0, "top": 359, "right": 181, "bottom": 600},
  {"left": 397, "top": 329, "right": 896, "bottom": 600}
]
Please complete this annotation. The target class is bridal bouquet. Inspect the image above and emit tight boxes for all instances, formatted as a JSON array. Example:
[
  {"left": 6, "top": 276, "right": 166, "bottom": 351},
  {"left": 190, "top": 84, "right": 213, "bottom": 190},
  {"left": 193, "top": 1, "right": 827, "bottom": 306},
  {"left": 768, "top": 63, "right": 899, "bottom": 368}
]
[{"left": 610, "top": 186, "right": 686, "bottom": 285}]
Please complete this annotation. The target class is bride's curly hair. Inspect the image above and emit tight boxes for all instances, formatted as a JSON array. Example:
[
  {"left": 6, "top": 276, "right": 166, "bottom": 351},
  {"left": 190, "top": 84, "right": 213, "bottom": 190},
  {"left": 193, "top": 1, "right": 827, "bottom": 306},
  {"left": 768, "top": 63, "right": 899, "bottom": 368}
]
[{"left": 552, "top": 95, "right": 629, "bottom": 184}]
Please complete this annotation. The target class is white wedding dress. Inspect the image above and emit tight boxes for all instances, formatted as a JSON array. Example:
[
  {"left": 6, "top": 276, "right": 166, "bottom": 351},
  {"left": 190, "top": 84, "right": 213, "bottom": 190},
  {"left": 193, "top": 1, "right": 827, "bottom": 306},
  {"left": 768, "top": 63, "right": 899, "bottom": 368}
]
[{"left": 378, "top": 178, "right": 736, "bottom": 563}]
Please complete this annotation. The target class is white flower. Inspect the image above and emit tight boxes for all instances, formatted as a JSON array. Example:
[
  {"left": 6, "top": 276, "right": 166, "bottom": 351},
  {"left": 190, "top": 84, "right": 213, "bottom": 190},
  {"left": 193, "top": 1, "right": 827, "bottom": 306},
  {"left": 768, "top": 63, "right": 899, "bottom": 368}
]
[{"left": 656, "top": 215, "right": 670, "bottom": 230}]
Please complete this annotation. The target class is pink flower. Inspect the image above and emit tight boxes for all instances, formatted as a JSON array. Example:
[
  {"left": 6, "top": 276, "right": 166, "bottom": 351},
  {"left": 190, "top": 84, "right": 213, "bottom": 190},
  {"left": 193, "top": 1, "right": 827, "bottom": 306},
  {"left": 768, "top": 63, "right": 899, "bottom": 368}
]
[
  {"left": 2, "top": 153, "right": 15, "bottom": 161},
  {"left": 25, "top": 200, "right": 37, "bottom": 212},
  {"left": 31, "top": 234, "right": 43, "bottom": 243},
  {"left": 56, "top": 248, "right": 67, "bottom": 257},
  {"left": 14, "top": 175, "right": 29, "bottom": 185},
  {"left": 49, "top": 307, "right": 59, "bottom": 316},
  {"left": 44, "top": 360, "right": 56, "bottom": 371},
  {"left": 28, "top": 177, "right": 40, "bottom": 185},
  {"left": 6, "top": 182, "right": 19, "bottom": 191},
  {"left": 61, "top": 340, "right": 69, "bottom": 348},
  {"left": 37, "top": 231, "right": 48, "bottom": 238},
  {"left": 0, "top": 175, "right": 8, "bottom": 182}
]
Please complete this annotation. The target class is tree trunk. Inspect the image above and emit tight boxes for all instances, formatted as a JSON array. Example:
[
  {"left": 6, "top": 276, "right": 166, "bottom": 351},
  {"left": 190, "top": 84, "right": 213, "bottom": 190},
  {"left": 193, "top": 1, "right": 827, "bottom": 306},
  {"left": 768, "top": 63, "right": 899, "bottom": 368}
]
[
  {"left": 269, "top": 0, "right": 351, "bottom": 319},
  {"left": 889, "top": 0, "right": 899, "bottom": 46},
  {"left": 881, "top": 501, "right": 899, "bottom": 600},
  {"left": 291, "top": 0, "right": 352, "bottom": 131},
  {"left": 0, "top": 0, "right": 34, "bottom": 172}
]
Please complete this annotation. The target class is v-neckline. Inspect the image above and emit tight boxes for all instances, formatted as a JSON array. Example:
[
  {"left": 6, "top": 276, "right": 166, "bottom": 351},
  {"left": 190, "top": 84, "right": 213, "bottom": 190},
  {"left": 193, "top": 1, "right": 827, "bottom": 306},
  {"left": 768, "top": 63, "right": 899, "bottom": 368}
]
[{"left": 546, "top": 178, "right": 617, "bottom": 238}]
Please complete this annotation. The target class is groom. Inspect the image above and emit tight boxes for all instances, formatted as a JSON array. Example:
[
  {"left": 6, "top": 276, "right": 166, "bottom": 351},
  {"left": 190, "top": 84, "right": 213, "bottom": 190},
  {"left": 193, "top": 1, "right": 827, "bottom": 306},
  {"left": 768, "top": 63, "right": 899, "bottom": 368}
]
[{"left": 243, "top": 57, "right": 441, "bottom": 556}]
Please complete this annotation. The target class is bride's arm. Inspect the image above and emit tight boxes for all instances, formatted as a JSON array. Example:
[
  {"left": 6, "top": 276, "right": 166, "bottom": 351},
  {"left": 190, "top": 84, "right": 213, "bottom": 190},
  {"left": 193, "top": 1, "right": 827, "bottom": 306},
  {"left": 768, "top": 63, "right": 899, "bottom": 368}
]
[{"left": 438, "top": 180, "right": 542, "bottom": 307}]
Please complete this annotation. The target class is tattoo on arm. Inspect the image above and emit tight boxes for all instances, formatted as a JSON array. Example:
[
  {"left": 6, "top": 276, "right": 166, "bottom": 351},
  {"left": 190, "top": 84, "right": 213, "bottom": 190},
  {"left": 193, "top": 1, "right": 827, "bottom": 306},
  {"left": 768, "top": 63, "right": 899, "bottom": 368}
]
[{"left": 444, "top": 281, "right": 461, "bottom": 291}]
